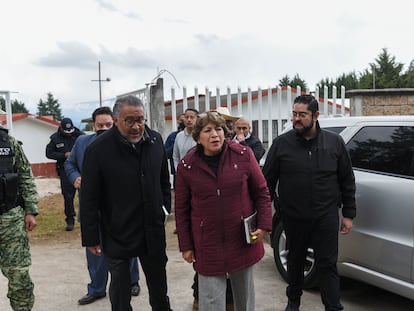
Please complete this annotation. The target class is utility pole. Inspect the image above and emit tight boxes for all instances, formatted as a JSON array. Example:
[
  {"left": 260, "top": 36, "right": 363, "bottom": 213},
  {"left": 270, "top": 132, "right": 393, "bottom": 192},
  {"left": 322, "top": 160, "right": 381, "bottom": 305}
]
[
  {"left": 372, "top": 64, "right": 376, "bottom": 89},
  {"left": 91, "top": 61, "right": 111, "bottom": 106}
]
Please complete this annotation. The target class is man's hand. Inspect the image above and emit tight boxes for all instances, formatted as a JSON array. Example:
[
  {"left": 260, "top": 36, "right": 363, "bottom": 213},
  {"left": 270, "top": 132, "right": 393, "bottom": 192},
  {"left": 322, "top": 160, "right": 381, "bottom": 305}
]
[
  {"left": 64, "top": 151, "right": 71, "bottom": 158},
  {"left": 236, "top": 133, "right": 246, "bottom": 142},
  {"left": 87, "top": 245, "right": 102, "bottom": 256},
  {"left": 182, "top": 250, "right": 196, "bottom": 263},
  {"left": 25, "top": 214, "right": 37, "bottom": 231},
  {"left": 74, "top": 176, "right": 82, "bottom": 189},
  {"left": 340, "top": 217, "right": 353, "bottom": 235}
]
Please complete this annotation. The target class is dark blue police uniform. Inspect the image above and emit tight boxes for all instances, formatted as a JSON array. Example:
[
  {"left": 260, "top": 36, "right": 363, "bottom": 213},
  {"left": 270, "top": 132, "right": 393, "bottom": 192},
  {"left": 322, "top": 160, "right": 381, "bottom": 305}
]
[{"left": 46, "top": 118, "right": 83, "bottom": 229}]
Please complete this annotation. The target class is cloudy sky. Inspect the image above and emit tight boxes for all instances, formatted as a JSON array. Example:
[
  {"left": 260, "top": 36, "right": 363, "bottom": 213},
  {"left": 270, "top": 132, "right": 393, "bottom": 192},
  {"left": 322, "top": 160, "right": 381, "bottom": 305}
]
[{"left": 1, "top": 0, "right": 413, "bottom": 124}]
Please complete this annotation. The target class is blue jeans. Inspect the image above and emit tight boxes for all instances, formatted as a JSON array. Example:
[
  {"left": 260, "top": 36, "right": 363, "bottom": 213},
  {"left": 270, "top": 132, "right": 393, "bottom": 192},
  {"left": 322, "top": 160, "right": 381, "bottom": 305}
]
[{"left": 86, "top": 248, "right": 140, "bottom": 296}]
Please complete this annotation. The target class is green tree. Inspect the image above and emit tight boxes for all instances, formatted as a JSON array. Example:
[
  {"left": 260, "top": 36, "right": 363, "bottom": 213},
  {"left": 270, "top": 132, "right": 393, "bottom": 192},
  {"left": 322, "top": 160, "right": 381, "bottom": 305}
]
[
  {"left": 316, "top": 72, "right": 360, "bottom": 98},
  {"left": 83, "top": 122, "right": 93, "bottom": 131},
  {"left": 290, "top": 74, "right": 307, "bottom": 91},
  {"left": 37, "top": 92, "right": 62, "bottom": 120},
  {"left": 335, "top": 72, "right": 360, "bottom": 92},
  {"left": 316, "top": 77, "right": 335, "bottom": 98},
  {"left": 359, "top": 48, "right": 404, "bottom": 89},
  {"left": 0, "top": 97, "right": 29, "bottom": 113},
  {"left": 279, "top": 74, "right": 307, "bottom": 91},
  {"left": 278, "top": 48, "right": 414, "bottom": 95},
  {"left": 401, "top": 60, "right": 414, "bottom": 87},
  {"left": 279, "top": 75, "right": 291, "bottom": 86},
  {"left": 11, "top": 99, "right": 29, "bottom": 113}
]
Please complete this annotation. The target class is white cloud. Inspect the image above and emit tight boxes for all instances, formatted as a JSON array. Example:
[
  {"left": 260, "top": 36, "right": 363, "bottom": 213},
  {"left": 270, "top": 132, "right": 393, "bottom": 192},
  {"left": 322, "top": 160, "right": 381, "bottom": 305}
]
[{"left": 0, "top": 0, "right": 413, "bottom": 122}]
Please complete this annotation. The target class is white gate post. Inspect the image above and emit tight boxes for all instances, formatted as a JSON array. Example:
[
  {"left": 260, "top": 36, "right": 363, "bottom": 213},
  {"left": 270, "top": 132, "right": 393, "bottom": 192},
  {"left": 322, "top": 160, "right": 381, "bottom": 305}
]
[
  {"left": 171, "top": 87, "right": 177, "bottom": 131},
  {"left": 332, "top": 85, "right": 337, "bottom": 115},
  {"left": 194, "top": 87, "right": 199, "bottom": 112},
  {"left": 227, "top": 87, "right": 232, "bottom": 115},
  {"left": 216, "top": 87, "right": 221, "bottom": 109},
  {"left": 205, "top": 87, "right": 210, "bottom": 112}
]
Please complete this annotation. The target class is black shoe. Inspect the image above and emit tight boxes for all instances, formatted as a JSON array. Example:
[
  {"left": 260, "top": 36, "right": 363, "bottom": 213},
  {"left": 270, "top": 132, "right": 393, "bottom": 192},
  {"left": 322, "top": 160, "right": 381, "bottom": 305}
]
[
  {"left": 325, "top": 303, "right": 344, "bottom": 311},
  {"left": 78, "top": 293, "right": 106, "bottom": 305},
  {"left": 65, "top": 223, "right": 74, "bottom": 231},
  {"left": 285, "top": 300, "right": 300, "bottom": 311},
  {"left": 131, "top": 283, "right": 140, "bottom": 296}
]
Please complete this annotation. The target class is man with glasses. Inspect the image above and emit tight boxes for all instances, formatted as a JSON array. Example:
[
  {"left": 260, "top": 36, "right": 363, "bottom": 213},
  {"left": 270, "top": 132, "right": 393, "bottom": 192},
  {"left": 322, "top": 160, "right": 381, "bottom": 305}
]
[
  {"left": 80, "top": 96, "right": 173, "bottom": 311},
  {"left": 65, "top": 106, "right": 141, "bottom": 306},
  {"left": 262, "top": 95, "right": 356, "bottom": 311}
]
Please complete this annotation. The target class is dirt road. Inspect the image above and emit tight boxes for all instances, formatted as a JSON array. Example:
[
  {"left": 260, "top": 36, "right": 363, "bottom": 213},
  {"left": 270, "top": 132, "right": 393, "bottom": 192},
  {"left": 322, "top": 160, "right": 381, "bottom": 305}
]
[
  {"left": 1, "top": 179, "right": 413, "bottom": 310},
  {"left": 0, "top": 217, "right": 288, "bottom": 311},
  {"left": 0, "top": 178, "right": 289, "bottom": 311}
]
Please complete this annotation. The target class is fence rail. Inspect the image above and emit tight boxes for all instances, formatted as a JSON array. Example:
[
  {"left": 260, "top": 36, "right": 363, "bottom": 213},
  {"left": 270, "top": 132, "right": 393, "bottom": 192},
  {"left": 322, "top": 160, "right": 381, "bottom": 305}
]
[{"left": 164, "top": 85, "right": 348, "bottom": 149}]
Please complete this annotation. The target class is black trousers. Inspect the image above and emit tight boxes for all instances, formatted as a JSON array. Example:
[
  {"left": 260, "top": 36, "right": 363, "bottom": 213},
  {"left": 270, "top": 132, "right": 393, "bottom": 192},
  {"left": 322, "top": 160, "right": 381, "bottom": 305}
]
[
  {"left": 283, "top": 213, "right": 341, "bottom": 310},
  {"left": 58, "top": 168, "right": 76, "bottom": 224},
  {"left": 106, "top": 251, "right": 172, "bottom": 311}
]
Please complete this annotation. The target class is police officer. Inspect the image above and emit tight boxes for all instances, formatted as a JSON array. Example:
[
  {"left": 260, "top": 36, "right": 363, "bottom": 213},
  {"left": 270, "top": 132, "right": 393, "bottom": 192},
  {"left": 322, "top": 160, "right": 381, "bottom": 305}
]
[
  {"left": 0, "top": 126, "right": 39, "bottom": 311},
  {"left": 46, "top": 117, "right": 83, "bottom": 231}
]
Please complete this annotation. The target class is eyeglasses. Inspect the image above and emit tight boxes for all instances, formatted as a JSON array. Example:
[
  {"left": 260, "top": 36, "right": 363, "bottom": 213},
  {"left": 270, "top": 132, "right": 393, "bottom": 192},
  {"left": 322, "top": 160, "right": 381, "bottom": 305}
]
[
  {"left": 123, "top": 117, "right": 146, "bottom": 127},
  {"left": 292, "top": 111, "right": 310, "bottom": 118}
]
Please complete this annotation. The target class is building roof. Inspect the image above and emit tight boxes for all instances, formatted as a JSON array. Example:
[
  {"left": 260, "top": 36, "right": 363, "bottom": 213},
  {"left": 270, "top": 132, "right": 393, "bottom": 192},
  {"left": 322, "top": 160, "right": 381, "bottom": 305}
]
[{"left": 0, "top": 113, "right": 60, "bottom": 127}]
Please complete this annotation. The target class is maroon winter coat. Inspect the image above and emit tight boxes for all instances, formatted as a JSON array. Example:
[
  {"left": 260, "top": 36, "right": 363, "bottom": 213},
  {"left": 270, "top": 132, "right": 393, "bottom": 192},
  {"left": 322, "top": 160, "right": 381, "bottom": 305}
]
[{"left": 175, "top": 140, "right": 272, "bottom": 276}]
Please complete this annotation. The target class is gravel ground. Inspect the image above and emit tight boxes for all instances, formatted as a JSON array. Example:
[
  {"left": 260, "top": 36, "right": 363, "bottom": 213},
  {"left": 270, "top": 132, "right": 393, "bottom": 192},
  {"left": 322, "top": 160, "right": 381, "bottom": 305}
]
[
  {"left": 0, "top": 178, "right": 290, "bottom": 311},
  {"left": 2, "top": 179, "right": 411, "bottom": 310},
  {"left": 34, "top": 177, "right": 62, "bottom": 198}
]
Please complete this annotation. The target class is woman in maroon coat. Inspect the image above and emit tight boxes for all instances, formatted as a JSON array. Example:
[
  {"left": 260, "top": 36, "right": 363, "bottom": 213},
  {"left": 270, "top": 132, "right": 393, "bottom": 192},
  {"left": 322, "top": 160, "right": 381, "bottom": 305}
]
[{"left": 175, "top": 111, "right": 272, "bottom": 311}]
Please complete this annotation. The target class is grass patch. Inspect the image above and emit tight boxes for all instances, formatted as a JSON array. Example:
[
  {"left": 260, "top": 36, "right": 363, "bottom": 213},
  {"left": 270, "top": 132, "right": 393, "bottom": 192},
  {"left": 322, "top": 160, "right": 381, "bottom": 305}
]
[{"left": 29, "top": 193, "right": 80, "bottom": 241}]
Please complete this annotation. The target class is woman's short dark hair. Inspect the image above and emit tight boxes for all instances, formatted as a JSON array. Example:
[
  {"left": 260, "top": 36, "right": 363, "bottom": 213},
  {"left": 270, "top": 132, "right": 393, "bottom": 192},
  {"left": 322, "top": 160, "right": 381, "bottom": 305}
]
[
  {"left": 293, "top": 95, "right": 319, "bottom": 114},
  {"left": 192, "top": 111, "right": 228, "bottom": 142}
]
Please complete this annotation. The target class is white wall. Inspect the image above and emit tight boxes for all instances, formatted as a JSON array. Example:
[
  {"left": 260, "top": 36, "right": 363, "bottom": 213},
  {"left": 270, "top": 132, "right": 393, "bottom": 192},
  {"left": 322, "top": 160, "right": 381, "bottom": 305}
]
[{"left": 13, "top": 118, "right": 57, "bottom": 163}]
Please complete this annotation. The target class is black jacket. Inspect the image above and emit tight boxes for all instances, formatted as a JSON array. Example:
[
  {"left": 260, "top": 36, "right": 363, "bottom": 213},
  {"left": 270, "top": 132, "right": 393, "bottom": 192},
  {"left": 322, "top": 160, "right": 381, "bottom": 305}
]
[
  {"left": 237, "top": 134, "right": 265, "bottom": 163},
  {"left": 45, "top": 127, "right": 84, "bottom": 170},
  {"left": 80, "top": 126, "right": 171, "bottom": 259},
  {"left": 262, "top": 123, "right": 356, "bottom": 220}
]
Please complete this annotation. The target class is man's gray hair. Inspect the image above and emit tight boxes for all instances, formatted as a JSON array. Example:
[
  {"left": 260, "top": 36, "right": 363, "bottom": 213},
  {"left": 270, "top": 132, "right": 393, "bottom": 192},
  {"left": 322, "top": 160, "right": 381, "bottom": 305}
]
[{"left": 113, "top": 95, "right": 144, "bottom": 117}]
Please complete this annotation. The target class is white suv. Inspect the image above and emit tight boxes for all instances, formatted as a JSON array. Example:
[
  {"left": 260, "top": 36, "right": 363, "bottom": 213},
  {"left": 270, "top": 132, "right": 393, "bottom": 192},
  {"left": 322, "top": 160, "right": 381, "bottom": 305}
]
[{"left": 271, "top": 115, "right": 414, "bottom": 300}]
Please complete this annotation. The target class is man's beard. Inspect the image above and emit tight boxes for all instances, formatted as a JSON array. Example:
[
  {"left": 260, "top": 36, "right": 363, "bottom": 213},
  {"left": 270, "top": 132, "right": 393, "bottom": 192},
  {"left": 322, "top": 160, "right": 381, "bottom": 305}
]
[{"left": 294, "top": 119, "right": 314, "bottom": 135}]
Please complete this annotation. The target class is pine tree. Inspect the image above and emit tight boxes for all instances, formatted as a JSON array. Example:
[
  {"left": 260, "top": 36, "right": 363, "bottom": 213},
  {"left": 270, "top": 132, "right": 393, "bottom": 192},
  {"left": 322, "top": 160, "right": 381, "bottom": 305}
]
[
  {"left": 37, "top": 92, "right": 63, "bottom": 120},
  {"left": 0, "top": 97, "right": 29, "bottom": 113}
]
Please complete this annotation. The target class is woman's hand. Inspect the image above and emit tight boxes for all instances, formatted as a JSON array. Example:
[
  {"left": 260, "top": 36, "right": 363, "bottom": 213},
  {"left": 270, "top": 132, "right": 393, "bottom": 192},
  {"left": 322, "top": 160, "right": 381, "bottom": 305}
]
[
  {"left": 250, "top": 228, "right": 271, "bottom": 243},
  {"left": 182, "top": 250, "right": 196, "bottom": 263}
]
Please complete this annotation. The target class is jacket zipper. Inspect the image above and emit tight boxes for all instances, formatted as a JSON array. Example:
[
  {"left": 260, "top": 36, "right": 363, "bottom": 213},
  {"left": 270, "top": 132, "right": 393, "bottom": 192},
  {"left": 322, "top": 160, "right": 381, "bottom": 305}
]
[{"left": 216, "top": 187, "right": 229, "bottom": 271}]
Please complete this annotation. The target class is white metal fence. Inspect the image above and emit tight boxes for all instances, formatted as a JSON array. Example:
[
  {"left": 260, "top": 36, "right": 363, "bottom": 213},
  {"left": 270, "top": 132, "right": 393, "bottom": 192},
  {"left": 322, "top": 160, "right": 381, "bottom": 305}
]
[{"left": 164, "top": 85, "right": 348, "bottom": 149}]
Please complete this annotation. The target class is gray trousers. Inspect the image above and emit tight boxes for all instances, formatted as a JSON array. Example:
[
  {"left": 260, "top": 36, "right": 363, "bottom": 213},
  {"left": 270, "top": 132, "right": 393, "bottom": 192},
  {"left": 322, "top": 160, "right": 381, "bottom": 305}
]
[{"left": 198, "top": 265, "right": 255, "bottom": 311}]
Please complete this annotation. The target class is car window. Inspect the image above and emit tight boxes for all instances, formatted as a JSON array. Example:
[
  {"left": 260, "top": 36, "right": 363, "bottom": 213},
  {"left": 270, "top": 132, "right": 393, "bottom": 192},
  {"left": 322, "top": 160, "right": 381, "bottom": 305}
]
[
  {"left": 346, "top": 126, "right": 414, "bottom": 177},
  {"left": 324, "top": 126, "right": 346, "bottom": 134}
]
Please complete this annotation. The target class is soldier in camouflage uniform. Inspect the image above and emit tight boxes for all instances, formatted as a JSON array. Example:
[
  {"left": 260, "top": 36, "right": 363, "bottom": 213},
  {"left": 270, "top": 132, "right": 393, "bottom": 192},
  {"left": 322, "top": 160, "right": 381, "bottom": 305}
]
[{"left": 0, "top": 127, "right": 38, "bottom": 311}]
